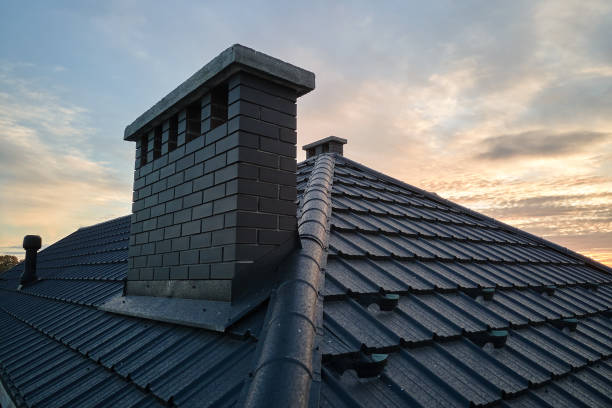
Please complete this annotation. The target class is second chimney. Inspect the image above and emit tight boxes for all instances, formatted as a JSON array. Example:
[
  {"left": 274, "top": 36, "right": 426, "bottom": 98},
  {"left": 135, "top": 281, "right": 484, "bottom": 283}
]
[{"left": 124, "top": 45, "right": 315, "bottom": 303}]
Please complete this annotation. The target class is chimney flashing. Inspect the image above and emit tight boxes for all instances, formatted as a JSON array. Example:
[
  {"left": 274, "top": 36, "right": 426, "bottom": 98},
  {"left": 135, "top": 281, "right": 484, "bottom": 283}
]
[{"left": 124, "top": 44, "right": 315, "bottom": 141}]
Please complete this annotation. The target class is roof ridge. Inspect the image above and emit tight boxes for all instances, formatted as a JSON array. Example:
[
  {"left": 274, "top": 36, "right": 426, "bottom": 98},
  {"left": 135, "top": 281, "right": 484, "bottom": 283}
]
[
  {"left": 335, "top": 155, "right": 612, "bottom": 276},
  {"left": 241, "top": 153, "right": 336, "bottom": 407}
]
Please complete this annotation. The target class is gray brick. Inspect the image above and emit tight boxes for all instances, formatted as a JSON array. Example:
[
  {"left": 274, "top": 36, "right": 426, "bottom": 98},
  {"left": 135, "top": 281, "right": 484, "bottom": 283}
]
[
  {"left": 141, "top": 243, "right": 156, "bottom": 255},
  {"left": 279, "top": 128, "right": 297, "bottom": 144},
  {"left": 163, "top": 252, "right": 179, "bottom": 266},
  {"left": 153, "top": 155, "right": 168, "bottom": 170},
  {"left": 204, "top": 153, "right": 227, "bottom": 174},
  {"left": 128, "top": 245, "right": 141, "bottom": 257},
  {"left": 228, "top": 100, "right": 260, "bottom": 120},
  {"left": 184, "top": 163, "right": 204, "bottom": 181},
  {"left": 176, "top": 153, "right": 195, "bottom": 172},
  {"left": 227, "top": 115, "right": 279, "bottom": 140},
  {"left": 158, "top": 188, "right": 175, "bottom": 203},
  {"left": 261, "top": 106, "right": 296, "bottom": 129},
  {"left": 235, "top": 179, "right": 277, "bottom": 198},
  {"left": 169, "top": 144, "right": 185, "bottom": 162},
  {"left": 151, "top": 203, "right": 165, "bottom": 217},
  {"left": 214, "top": 163, "right": 240, "bottom": 184},
  {"left": 279, "top": 185, "right": 297, "bottom": 201},
  {"left": 157, "top": 213, "right": 174, "bottom": 228},
  {"left": 203, "top": 184, "right": 225, "bottom": 203},
  {"left": 228, "top": 85, "right": 296, "bottom": 116},
  {"left": 140, "top": 268, "right": 154, "bottom": 280},
  {"left": 160, "top": 162, "right": 176, "bottom": 179},
  {"left": 147, "top": 254, "right": 163, "bottom": 267},
  {"left": 279, "top": 215, "right": 297, "bottom": 230},
  {"left": 236, "top": 211, "right": 277, "bottom": 229},
  {"left": 181, "top": 220, "right": 201, "bottom": 236},
  {"left": 175, "top": 181, "right": 193, "bottom": 198},
  {"left": 165, "top": 197, "right": 183, "bottom": 213},
  {"left": 170, "top": 266, "right": 188, "bottom": 280},
  {"left": 193, "top": 174, "right": 214, "bottom": 191},
  {"left": 145, "top": 170, "right": 160, "bottom": 185},
  {"left": 154, "top": 267, "right": 170, "bottom": 280},
  {"left": 228, "top": 73, "right": 297, "bottom": 101},
  {"left": 212, "top": 228, "right": 256, "bottom": 245},
  {"left": 199, "top": 247, "right": 222, "bottom": 263},
  {"left": 144, "top": 194, "right": 158, "bottom": 208},
  {"left": 226, "top": 146, "right": 278, "bottom": 168},
  {"left": 183, "top": 191, "right": 203, "bottom": 208},
  {"left": 132, "top": 199, "right": 145, "bottom": 212},
  {"left": 127, "top": 269, "right": 140, "bottom": 280},
  {"left": 138, "top": 185, "right": 152, "bottom": 199},
  {"left": 258, "top": 230, "right": 294, "bottom": 245},
  {"left": 136, "top": 208, "right": 150, "bottom": 222},
  {"left": 223, "top": 244, "right": 273, "bottom": 262},
  {"left": 148, "top": 228, "right": 164, "bottom": 242},
  {"left": 216, "top": 131, "right": 259, "bottom": 154},
  {"left": 259, "top": 198, "right": 296, "bottom": 216},
  {"left": 213, "top": 196, "right": 238, "bottom": 215},
  {"left": 193, "top": 202, "right": 213, "bottom": 219},
  {"left": 180, "top": 249, "right": 199, "bottom": 265},
  {"left": 195, "top": 144, "right": 215, "bottom": 163},
  {"left": 156, "top": 240, "right": 172, "bottom": 253},
  {"left": 260, "top": 137, "right": 296, "bottom": 157},
  {"left": 134, "top": 176, "right": 146, "bottom": 190},
  {"left": 134, "top": 256, "right": 147, "bottom": 268},
  {"left": 202, "top": 214, "right": 224, "bottom": 232},
  {"left": 142, "top": 218, "right": 157, "bottom": 231},
  {"left": 190, "top": 232, "right": 211, "bottom": 248},
  {"left": 185, "top": 135, "right": 205, "bottom": 154},
  {"left": 151, "top": 179, "right": 168, "bottom": 194},
  {"left": 172, "top": 236, "right": 190, "bottom": 251},
  {"left": 189, "top": 265, "right": 210, "bottom": 279},
  {"left": 173, "top": 208, "right": 192, "bottom": 224},
  {"left": 164, "top": 225, "right": 181, "bottom": 239},
  {"left": 135, "top": 232, "right": 148, "bottom": 244},
  {"left": 259, "top": 167, "right": 296, "bottom": 186},
  {"left": 167, "top": 172, "right": 184, "bottom": 188},
  {"left": 205, "top": 123, "right": 228, "bottom": 145}
]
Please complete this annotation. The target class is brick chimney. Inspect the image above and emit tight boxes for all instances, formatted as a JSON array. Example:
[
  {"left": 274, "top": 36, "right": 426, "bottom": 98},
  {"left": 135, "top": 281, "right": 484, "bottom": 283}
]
[
  {"left": 303, "top": 136, "right": 347, "bottom": 158},
  {"left": 124, "top": 45, "right": 314, "bottom": 303}
]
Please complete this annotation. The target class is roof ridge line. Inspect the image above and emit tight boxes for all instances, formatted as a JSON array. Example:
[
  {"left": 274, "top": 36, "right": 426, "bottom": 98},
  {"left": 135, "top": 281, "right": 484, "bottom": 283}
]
[
  {"left": 335, "top": 155, "right": 612, "bottom": 276},
  {"left": 241, "top": 153, "right": 336, "bottom": 407}
]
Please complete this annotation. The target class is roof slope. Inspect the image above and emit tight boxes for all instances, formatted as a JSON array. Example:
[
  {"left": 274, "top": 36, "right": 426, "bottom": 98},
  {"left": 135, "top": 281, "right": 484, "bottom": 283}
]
[
  {"left": 1, "top": 153, "right": 610, "bottom": 407},
  {"left": 313, "top": 155, "right": 612, "bottom": 408}
]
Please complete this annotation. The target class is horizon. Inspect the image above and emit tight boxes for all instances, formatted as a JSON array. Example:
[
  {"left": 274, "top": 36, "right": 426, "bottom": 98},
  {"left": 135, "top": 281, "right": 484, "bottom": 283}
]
[{"left": 1, "top": 1, "right": 610, "bottom": 267}]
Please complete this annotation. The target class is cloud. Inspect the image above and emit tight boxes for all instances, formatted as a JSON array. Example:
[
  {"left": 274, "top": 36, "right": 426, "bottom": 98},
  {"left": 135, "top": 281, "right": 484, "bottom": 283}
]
[
  {"left": 0, "top": 68, "right": 131, "bottom": 256},
  {"left": 475, "top": 130, "right": 610, "bottom": 160}
]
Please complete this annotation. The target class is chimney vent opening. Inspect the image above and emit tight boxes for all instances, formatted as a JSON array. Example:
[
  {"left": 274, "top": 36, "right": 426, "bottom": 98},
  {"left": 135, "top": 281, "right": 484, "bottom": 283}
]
[
  {"left": 153, "top": 125, "right": 162, "bottom": 159},
  {"left": 168, "top": 114, "right": 178, "bottom": 152},
  {"left": 210, "top": 83, "right": 229, "bottom": 130},
  {"left": 186, "top": 101, "right": 202, "bottom": 143}
]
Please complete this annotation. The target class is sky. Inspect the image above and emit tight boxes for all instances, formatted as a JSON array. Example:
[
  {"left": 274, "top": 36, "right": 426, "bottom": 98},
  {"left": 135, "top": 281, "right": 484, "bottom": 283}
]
[{"left": 0, "top": 0, "right": 611, "bottom": 266}]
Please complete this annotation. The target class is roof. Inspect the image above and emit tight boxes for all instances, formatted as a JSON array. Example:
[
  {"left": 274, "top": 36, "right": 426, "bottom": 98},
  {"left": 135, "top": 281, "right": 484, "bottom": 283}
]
[{"left": 1, "top": 153, "right": 611, "bottom": 407}]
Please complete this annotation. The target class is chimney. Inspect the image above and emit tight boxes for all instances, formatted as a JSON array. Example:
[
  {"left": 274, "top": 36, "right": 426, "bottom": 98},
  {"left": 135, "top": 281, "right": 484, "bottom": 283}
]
[
  {"left": 124, "top": 45, "right": 315, "bottom": 303},
  {"left": 302, "top": 136, "right": 347, "bottom": 158},
  {"left": 20, "top": 235, "right": 41, "bottom": 287}
]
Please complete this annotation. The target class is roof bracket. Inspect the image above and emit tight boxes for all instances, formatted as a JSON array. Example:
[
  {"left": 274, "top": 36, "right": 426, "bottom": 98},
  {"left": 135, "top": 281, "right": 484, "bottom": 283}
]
[
  {"left": 469, "top": 329, "right": 508, "bottom": 348},
  {"left": 464, "top": 287, "right": 495, "bottom": 301},
  {"left": 326, "top": 351, "right": 389, "bottom": 378},
  {"left": 551, "top": 318, "right": 578, "bottom": 331},
  {"left": 355, "top": 292, "right": 400, "bottom": 311}
]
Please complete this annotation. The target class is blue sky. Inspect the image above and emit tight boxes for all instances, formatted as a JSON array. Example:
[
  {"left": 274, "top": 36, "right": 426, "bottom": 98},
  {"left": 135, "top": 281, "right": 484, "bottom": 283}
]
[{"left": 1, "top": 0, "right": 611, "bottom": 265}]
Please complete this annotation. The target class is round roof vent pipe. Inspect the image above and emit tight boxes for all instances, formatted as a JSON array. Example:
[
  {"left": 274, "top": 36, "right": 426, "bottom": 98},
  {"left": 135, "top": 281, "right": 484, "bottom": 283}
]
[{"left": 20, "top": 235, "right": 42, "bottom": 288}]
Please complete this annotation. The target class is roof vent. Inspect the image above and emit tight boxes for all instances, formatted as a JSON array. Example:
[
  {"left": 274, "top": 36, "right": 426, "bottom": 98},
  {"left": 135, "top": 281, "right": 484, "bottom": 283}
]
[
  {"left": 303, "top": 136, "right": 347, "bottom": 159},
  {"left": 356, "top": 292, "right": 399, "bottom": 311},
  {"left": 20, "top": 235, "right": 41, "bottom": 287},
  {"left": 327, "top": 351, "right": 389, "bottom": 378},
  {"left": 551, "top": 318, "right": 578, "bottom": 331},
  {"left": 469, "top": 329, "right": 508, "bottom": 348}
]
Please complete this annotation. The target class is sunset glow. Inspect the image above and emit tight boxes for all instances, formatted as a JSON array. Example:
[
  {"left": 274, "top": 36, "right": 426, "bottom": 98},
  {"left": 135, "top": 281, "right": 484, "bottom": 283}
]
[{"left": 1, "top": 1, "right": 610, "bottom": 267}]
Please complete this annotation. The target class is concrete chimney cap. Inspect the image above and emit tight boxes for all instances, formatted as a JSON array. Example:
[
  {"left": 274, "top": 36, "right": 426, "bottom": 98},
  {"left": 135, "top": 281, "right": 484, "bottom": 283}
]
[
  {"left": 302, "top": 136, "right": 347, "bottom": 151},
  {"left": 23, "top": 235, "right": 42, "bottom": 250},
  {"left": 124, "top": 44, "right": 315, "bottom": 141}
]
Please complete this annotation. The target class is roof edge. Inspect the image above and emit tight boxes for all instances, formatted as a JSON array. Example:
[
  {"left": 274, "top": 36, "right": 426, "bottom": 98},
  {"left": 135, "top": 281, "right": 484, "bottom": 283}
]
[
  {"left": 336, "top": 155, "right": 612, "bottom": 275},
  {"left": 241, "top": 154, "right": 335, "bottom": 407}
]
